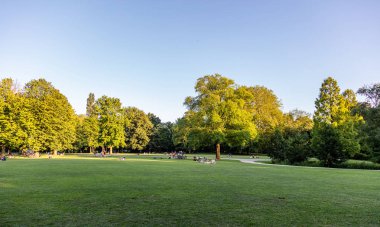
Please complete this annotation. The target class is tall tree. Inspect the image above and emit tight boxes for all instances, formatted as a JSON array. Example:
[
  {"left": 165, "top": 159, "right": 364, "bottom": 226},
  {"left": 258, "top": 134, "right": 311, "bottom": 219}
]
[
  {"left": 95, "top": 96, "right": 125, "bottom": 154},
  {"left": 313, "top": 77, "right": 342, "bottom": 125},
  {"left": 123, "top": 107, "right": 153, "bottom": 151},
  {"left": 183, "top": 74, "right": 257, "bottom": 160},
  {"left": 312, "top": 77, "right": 362, "bottom": 166},
  {"left": 86, "top": 93, "right": 95, "bottom": 117},
  {"left": 23, "top": 79, "right": 77, "bottom": 155}
]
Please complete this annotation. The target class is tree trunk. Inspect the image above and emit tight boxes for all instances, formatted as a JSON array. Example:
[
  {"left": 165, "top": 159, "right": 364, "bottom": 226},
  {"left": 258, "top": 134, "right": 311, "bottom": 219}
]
[
  {"left": 216, "top": 143, "right": 221, "bottom": 160},
  {"left": 53, "top": 150, "right": 58, "bottom": 156},
  {"left": 109, "top": 146, "right": 113, "bottom": 155},
  {"left": 1, "top": 145, "right": 5, "bottom": 156}
]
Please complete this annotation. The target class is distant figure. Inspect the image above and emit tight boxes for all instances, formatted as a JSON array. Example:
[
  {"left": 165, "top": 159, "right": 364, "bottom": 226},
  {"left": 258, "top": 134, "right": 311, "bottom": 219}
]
[
  {"left": 1, "top": 156, "right": 6, "bottom": 161},
  {"left": 228, "top": 153, "right": 232, "bottom": 158}
]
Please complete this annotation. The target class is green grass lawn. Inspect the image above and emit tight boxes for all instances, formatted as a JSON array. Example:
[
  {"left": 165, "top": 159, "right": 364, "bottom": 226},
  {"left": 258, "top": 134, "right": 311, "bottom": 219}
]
[{"left": 1, "top": 155, "right": 379, "bottom": 226}]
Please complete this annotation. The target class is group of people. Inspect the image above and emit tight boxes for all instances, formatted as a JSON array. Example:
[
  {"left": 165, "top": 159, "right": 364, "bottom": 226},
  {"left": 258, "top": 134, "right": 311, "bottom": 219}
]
[{"left": 168, "top": 151, "right": 186, "bottom": 159}]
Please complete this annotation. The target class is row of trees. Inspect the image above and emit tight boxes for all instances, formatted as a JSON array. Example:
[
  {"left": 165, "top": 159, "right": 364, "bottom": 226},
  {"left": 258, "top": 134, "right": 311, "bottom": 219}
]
[
  {"left": 171, "top": 75, "right": 380, "bottom": 165},
  {"left": 260, "top": 77, "right": 380, "bottom": 166},
  {"left": 1, "top": 75, "right": 379, "bottom": 165},
  {"left": 0, "top": 78, "right": 172, "bottom": 155}
]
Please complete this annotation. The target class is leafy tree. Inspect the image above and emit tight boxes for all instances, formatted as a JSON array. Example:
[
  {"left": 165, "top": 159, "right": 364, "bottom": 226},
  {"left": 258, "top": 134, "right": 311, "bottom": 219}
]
[
  {"left": 264, "top": 110, "right": 312, "bottom": 164},
  {"left": 182, "top": 74, "right": 257, "bottom": 159},
  {"left": 86, "top": 93, "right": 96, "bottom": 117},
  {"left": 147, "top": 113, "right": 161, "bottom": 127},
  {"left": 0, "top": 78, "right": 23, "bottom": 154},
  {"left": 123, "top": 107, "right": 153, "bottom": 151},
  {"left": 283, "top": 109, "right": 313, "bottom": 131},
  {"left": 148, "top": 122, "right": 174, "bottom": 152},
  {"left": 357, "top": 83, "right": 380, "bottom": 108},
  {"left": 146, "top": 114, "right": 174, "bottom": 152},
  {"left": 312, "top": 77, "right": 361, "bottom": 166},
  {"left": 172, "top": 117, "right": 192, "bottom": 151},
  {"left": 23, "top": 79, "right": 77, "bottom": 155},
  {"left": 265, "top": 128, "right": 287, "bottom": 162},
  {"left": 95, "top": 96, "right": 125, "bottom": 154},
  {"left": 239, "top": 86, "right": 283, "bottom": 132},
  {"left": 75, "top": 114, "right": 99, "bottom": 153},
  {"left": 356, "top": 84, "right": 380, "bottom": 162}
]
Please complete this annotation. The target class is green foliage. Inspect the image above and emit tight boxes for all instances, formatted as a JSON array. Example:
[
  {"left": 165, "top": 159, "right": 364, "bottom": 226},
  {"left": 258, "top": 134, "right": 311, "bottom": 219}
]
[
  {"left": 0, "top": 78, "right": 27, "bottom": 152},
  {"left": 123, "top": 107, "right": 153, "bottom": 151},
  {"left": 75, "top": 114, "right": 99, "bottom": 153},
  {"left": 312, "top": 77, "right": 362, "bottom": 166},
  {"left": 356, "top": 84, "right": 380, "bottom": 163},
  {"left": 357, "top": 83, "right": 380, "bottom": 108},
  {"left": 23, "top": 79, "right": 77, "bottom": 152},
  {"left": 239, "top": 86, "right": 283, "bottom": 132},
  {"left": 147, "top": 113, "right": 161, "bottom": 127},
  {"left": 95, "top": 96, "right": 125, "bottom": 151},
  {"left": 313, "top": 77, "right": 342, "bottom": 125},
  {"left": 312, "top": 123, "right": 360, "bottom": 166},
  {"left": 147, "top": 121, "right": 174, "bottom": 152},
  {"left": 86, "top": 93, "right": 96, "bottom": 117},
  {"left": 180, "top": 74, "right": 257, "bottom": 157},
  {"left": 355, "top": 104, "right": 380, "bottom": 163},
  {"left": 264, "top": 128, "right": 287, "bottom": 161},
  {"left": 172, "top": 117, "right": 192, "bottom": 151},
  {"left": 264, "top": 111, "right": 312, "bottom": 164}
]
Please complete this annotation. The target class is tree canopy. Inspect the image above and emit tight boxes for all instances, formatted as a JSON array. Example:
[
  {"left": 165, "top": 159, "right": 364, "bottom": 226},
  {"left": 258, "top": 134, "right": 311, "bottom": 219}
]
[{"left": 180, "top": 74, "right": 257, "bottom": 159}]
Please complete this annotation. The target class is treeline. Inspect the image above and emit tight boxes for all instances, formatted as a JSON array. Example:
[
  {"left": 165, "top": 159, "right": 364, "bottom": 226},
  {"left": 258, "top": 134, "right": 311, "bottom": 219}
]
[
  {"left": 0, "top": 78, "right": 172, "bottom": 155},
  {"left": 172, "top": 75, "right": 380, "bottom": 166},
  {"left": 1, "top": 75, "right": 379, "bottom": 166}
]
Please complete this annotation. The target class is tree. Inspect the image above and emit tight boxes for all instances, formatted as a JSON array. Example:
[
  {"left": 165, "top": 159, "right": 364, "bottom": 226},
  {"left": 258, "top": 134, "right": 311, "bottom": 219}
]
[
  {"left": 123, "top": 107, "right": 153, "bottom": 151},
  {"left": 148, "top": 122, "right": 174, "bottom": 152},
  {"left": 357, "top": 83, "right": 380, "bottom": 108},
  {"left": 172, "top": 117, "right": 192, "bottom": 151},
  {"left": 356, "top": 84, "right": 380, "bottom": 162},
  {"left": 312, "top": 77, "right": 362, "bottom": 166},
  {"left": 264, "top": 110, "right": 312, "bottom": 164},
  {"left": 23, "top": 79, "right": 77, "bottom": 155},
  {"left": 240, "top": 86, "right": 283, "bottom": 132},
  {"left": 147, "top": 113, "right": 161, "bottom": 127},
  {"left": 86, "top": 93, "right": 96, "bottom": 117},
  {"left": 95, "top": 96, "right": 125, "bottom": 154},
  {"left": 0, "top": 78, "right": 24, "bottom": 154},
  {"left": 183, "top": 74, "right": 257, "bottom": 160},
  {"left": 76, "top": 114, "right": 99, "bottom": 153}
]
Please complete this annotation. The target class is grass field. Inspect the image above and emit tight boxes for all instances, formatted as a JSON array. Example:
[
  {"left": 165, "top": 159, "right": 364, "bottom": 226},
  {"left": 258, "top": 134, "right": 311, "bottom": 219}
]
[{"left": 1, "top": 155, "right": 379, "bottom": 226}]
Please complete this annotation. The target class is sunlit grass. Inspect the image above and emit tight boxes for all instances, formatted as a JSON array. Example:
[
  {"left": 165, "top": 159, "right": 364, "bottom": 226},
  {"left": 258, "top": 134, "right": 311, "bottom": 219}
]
[{"left": 1, "top": 157, "right": 379, "bottom": 226}]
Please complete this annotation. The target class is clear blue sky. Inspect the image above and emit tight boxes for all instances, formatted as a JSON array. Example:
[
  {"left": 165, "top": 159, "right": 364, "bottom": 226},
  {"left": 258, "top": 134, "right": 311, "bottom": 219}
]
[{"left": 1, "top": 0, "right": 379, "bottom": 122}]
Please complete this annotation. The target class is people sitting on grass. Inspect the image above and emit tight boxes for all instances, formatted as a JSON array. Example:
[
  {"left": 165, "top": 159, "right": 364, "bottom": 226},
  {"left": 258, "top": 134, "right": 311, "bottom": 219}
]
[
  {"left": 193, "top": 156, "right": 216, "bottom": 164},
  {"left": 1, "top": 155, "right": 6, "bottom": 161}
]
